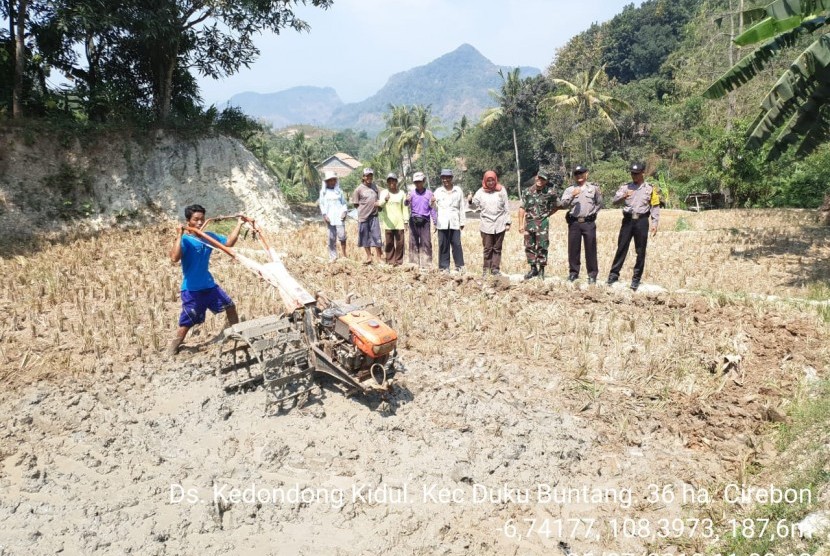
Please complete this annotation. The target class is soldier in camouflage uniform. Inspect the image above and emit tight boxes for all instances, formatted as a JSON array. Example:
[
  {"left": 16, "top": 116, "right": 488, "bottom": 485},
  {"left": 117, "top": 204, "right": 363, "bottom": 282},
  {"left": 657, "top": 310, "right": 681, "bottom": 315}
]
[{"left": 518, "top": 171, "right": 560, "bottom": 279}]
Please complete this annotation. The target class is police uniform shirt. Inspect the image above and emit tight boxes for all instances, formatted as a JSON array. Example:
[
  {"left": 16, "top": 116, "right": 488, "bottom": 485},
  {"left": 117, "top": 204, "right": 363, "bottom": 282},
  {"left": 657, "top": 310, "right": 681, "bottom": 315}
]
[
  {"left": 561, "top": 182, "right": 602, "bottom": 218},
  {"left": 612, "top": 181, "right": 660, "bottom": 226}
]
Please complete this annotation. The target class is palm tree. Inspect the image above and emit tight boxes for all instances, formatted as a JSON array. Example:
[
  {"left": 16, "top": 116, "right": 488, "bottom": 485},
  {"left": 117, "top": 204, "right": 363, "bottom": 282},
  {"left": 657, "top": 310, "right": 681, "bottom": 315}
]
[
  {"left": 270, "top": 158, "right": 306, "bottom": 203},
  {"left": 481, "top": 68, "right": 524, "bottom": 199},
  {"left": 704, "top": 0, "right": 830, "bottom": 160},
  {"left": 412, "top": 105, "right": 441, "bottom": 186},
  {"left": 545, "top": 65, "right": 630, "bottom": 131},
  {"left": 544, "top": 64, "right": 630, "bottom": 164},
  {"left": 452, "top": 115, "right": 470, "bottom": 141},
  {"left": 380, "top": 104, "right": 418, "bottom": 178},
  {"left": 288, "top": 132, "right": 320, "bottom": 200}
]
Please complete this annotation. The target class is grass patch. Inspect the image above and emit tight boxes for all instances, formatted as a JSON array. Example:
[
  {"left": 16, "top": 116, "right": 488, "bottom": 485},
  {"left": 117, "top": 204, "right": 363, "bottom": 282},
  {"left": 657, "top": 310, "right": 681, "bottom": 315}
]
[
  {"left": 778, "top": 380, "right": 830, "bottom": 451},
  {"left": 674, "top": 215, "right": 691, "bottom": 231},
  {"left": 716, "top": 380, "right": 830, "bottom": 554},
  {"left": 717, "top": 465, "right": 829, "bottom": 555},
  {"left": 805, "top": 282, "right": 830, "bottom": 302},
  {"left": 205, "top": 219, "right": 238, "bottom": 236}
]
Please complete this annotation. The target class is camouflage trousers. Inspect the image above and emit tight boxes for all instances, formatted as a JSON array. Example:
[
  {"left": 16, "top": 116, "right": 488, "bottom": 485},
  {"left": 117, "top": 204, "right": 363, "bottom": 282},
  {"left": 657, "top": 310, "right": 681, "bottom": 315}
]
[{"left": 524, "top": 230, "right": 549, "bottom": 265}]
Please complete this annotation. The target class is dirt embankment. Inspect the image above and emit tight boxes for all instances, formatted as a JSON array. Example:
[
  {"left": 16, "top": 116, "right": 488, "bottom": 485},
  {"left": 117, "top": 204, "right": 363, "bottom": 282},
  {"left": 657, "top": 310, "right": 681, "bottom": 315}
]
[{"left": 0, "top": 129, "right": 295, "bottom": 244}]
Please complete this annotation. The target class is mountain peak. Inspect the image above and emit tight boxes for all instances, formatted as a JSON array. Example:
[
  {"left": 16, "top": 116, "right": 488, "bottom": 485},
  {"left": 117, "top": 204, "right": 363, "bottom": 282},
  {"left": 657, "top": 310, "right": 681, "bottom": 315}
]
[
  {"left": 437, "top": 43, "right": 488, "bottom": 63},
  {"left": 227, "top": 46, "right": 540, "bottom": 132},
  {"left": 453, "top": 43, "right": 482, "bottom": 55}
]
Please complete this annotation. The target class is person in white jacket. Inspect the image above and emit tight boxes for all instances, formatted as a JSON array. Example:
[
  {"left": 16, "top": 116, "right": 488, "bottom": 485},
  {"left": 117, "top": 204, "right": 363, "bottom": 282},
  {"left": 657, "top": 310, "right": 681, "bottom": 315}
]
[
  {"left": 318, "top": 170, "right": 348, "bottom": 261},
  {"left": 468, "top": 170, "right": 511, "bottom": 276},
  {"left": 431, "top": 168, "right": 466, "bottom": 272}
]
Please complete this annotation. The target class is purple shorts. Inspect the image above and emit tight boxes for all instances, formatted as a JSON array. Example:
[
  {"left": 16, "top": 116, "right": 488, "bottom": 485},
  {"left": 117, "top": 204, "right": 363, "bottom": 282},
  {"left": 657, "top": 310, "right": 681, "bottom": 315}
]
[
  {"left": 178, "top": 286, "right": 234, "bottom": 327},
  {"left": 358, "top": 215, "right": 382, "bottom": 247}
]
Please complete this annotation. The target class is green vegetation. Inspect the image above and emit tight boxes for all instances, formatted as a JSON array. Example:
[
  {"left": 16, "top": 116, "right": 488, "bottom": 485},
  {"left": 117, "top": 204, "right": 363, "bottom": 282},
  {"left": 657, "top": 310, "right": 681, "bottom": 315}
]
[
  {"left": 674, "top": 216, "right": 692, "bottom": 231},
  {"left": 1, "top": 0, "right": 332, "bottom": 123},
  {"left": 805, "top": 282, "right": 830, "bottom": 301},
  {"left": 778, "top": 381, "right": 830, "bottom": 451},
  {"left": 705, "top": 0, "right": 830, "bottom": 160},
  {"left": 5, "top": 0, "right": 830, "bottom": 209},
  {"left": 439, "top": 0, "right": 830, "bottom": 207},
  {"left": 243, "top": 126, "right": 372, "bottom": 202},
  {"left": 717, "top": 380, "right": 830, "bottom": 555}
]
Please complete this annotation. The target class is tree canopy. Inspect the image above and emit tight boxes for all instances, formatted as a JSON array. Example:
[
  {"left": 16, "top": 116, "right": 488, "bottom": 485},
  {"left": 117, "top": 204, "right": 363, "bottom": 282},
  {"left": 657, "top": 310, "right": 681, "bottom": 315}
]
[
  {"left": 2, "top": 0, "right": 333, "bottom": 122},
  {"left": 704, "top": 0, "right": 830, "bottom": 160}
]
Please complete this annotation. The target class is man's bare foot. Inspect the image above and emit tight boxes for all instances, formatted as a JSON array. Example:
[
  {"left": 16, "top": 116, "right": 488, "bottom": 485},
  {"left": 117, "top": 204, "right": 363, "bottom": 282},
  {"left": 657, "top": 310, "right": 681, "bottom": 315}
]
[{"left": 166, "top": 338, "right": 182, "bottom": 357}]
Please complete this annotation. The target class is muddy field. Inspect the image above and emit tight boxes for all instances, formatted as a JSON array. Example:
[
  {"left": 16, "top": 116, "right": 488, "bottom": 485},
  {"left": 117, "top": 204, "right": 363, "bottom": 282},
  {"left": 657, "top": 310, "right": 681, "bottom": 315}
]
[{"left": 0, "top": 209, "right": 828, "bottom": 554}]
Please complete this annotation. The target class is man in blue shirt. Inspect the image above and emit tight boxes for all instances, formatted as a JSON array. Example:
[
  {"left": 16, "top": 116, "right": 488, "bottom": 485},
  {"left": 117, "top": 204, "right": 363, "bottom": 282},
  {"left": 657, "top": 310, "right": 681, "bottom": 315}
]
[{"left": 168, "top": 204, "right": 243, "bottom": 355}]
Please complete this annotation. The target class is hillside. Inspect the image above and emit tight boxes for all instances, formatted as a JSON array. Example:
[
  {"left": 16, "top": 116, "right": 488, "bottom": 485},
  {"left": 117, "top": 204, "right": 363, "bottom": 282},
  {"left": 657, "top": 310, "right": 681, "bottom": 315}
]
[
  {"left": 0, "top": 129, "right": 296, "bottom": 241},
  {"left": 226, "top": 87, "right": 344, "bottom": 128},
  {"left": 327, "top": 44, "right": 539, "bottom": 132},
  {"left": 225, "top": 44, "right": 540, "bottom": 132}
]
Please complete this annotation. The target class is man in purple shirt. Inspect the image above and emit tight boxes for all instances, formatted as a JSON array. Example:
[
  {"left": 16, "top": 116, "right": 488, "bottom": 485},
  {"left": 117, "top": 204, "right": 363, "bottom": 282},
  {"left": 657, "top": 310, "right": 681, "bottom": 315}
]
[{"left": 405, "top": 171, "right": 436, "bottom": 268}]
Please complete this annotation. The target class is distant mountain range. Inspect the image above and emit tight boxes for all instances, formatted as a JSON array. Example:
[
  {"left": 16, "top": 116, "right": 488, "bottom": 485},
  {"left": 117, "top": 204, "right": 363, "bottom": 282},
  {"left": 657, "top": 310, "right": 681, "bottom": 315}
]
[{"left": 225, "top": 44, "right": 540, "bottom": 133}]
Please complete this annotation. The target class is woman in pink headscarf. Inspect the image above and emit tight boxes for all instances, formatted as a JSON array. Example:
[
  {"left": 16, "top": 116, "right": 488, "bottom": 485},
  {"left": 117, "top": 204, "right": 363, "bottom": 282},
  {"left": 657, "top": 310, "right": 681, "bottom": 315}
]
[{"left": 467, "top": 170, "right": 511, "bottom": 276}]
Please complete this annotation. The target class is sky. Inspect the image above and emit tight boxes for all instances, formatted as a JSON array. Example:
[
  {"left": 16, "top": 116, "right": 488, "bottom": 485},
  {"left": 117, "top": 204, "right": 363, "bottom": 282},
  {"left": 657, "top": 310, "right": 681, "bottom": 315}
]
[{"left": 197, "top": 0, "right": 642, "bottom": 106}]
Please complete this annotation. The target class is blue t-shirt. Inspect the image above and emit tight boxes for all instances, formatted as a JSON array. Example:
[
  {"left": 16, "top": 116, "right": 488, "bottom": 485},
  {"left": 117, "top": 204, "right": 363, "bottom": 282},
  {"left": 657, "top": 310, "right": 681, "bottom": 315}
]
[{"left": 180, "top": 232, "right": 226, "bottom": 291}]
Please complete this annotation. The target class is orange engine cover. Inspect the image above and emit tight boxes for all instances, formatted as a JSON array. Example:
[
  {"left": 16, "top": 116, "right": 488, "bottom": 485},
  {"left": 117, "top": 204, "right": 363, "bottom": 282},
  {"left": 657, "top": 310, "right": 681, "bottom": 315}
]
[{"left": 338, "top": 310, "right": 397, "bottom": 358}]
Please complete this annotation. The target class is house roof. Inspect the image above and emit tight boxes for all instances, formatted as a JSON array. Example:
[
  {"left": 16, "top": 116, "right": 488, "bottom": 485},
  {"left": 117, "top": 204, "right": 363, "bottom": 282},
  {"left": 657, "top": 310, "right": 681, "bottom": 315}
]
[{"left": 317, "top": 152, "right": 361, "bottom": 170}]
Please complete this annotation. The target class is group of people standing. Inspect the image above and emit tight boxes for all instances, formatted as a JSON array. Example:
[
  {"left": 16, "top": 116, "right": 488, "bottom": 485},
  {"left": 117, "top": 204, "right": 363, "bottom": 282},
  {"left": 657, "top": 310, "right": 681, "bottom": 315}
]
[
  {"left": 319, "top": 167, "right": 469, "bottom": 271},
  {"left": 517, "top": 162, "right": 661, "bottom": 290},
  {"left": 164, "top": 163, "right": 659, "bottom": 356},
  {"left": 318, "top": 162, "right": 660, "bottom": 290}
]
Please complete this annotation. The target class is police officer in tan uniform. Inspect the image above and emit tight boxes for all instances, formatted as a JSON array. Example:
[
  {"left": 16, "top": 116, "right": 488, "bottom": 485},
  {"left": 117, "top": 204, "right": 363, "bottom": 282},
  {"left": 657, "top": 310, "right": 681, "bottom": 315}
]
[
  {"left": 607, "top": 162, "right": 660, "bottom": 291},
  {"left": 560, "top": 165, "right": 602, "bottom": 284}
]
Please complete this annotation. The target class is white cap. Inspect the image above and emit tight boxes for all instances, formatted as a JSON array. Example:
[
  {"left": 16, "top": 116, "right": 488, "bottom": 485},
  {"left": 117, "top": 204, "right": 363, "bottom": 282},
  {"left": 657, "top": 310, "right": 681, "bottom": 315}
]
[
  {"left": 413, "top": 172, "right": 425, "bottom": 182},
  {"left": 323, "top": 170, "right": 338, "bottom": 181}
]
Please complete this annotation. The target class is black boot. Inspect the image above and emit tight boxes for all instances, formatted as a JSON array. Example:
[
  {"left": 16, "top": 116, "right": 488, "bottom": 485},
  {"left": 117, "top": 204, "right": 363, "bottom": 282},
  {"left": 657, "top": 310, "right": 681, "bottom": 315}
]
[
  {"left": 524, "top": 264, "right": 538, "bottom": 280},
  {"left": 537, "top": 265, "right": 546, "bottom": 279}
]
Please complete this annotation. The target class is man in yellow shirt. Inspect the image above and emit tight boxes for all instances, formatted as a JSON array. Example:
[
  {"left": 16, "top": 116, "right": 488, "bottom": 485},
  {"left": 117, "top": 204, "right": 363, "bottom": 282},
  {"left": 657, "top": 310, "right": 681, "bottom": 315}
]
[{"left": 378, "top": 172, "right": 410, "bottom": 266}]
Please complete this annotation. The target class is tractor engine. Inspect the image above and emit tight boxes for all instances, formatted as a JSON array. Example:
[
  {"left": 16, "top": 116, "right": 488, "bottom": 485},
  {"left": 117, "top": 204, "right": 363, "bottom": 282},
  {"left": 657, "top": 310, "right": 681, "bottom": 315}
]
[{"left": 318, "top": 306, "right": 397, "bottom": 374}]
